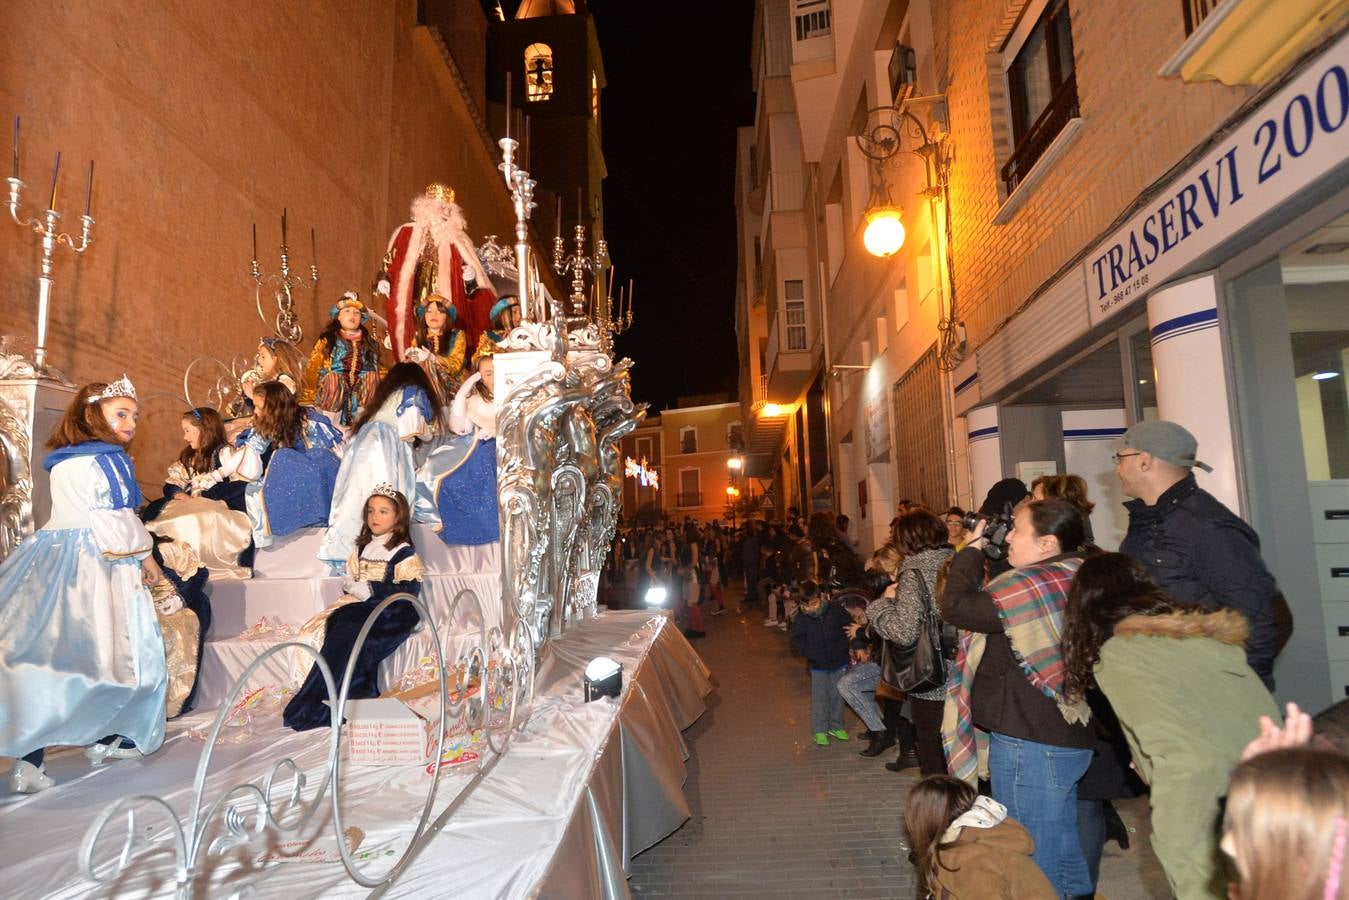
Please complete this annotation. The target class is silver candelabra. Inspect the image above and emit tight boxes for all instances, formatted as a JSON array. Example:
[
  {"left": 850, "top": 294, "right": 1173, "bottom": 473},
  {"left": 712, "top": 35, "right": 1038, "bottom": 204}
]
[
  {"left": 7, "top": 176, "right": 93, "bottom": 370},
  {"left": 552, "top": 222, "right": 609, "bottom": 323},
  {"left": 497, "top": 136, "right": 539, "bottom": 324},
  {"left": 250, "top": 209, "right": 316, "bottom": 345}
]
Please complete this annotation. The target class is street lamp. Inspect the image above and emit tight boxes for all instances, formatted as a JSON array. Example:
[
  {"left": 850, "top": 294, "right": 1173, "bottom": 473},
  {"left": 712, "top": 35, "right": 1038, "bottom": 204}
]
[
  {"left": 727, "top": 456, "right": 743, "bottom": 471},
  {"left": 762, "top": 402, "right": 784, "bottom": 417},
  {"left": 725, "top": 485, "right": 741, "bottom": 528},
  {"left": 863, "top": 205, "right": 906, "bottom": 258}
]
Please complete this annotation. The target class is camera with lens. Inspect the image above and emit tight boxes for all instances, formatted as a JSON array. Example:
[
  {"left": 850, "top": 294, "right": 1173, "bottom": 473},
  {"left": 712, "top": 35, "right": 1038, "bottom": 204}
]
[{"left": 961, "top": 509, "right": 1015, "bottom": 560}]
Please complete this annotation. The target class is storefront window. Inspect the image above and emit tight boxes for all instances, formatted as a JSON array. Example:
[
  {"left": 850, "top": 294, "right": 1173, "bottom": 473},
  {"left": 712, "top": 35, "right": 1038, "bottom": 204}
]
[
  {"left": 1129, "top": 329, "right": 1158, "bottom": 422},
  {"left": 1236, "top": 211, "right": 1349, "bottom": 479},
  {"left": 1287, "top": 295, "right": 1349, "bottom": 474}
]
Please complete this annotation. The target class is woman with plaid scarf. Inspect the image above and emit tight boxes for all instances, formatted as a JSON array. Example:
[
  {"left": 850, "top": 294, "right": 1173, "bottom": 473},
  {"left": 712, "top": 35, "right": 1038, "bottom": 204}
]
[{"left": 939, "top": 499, "right": 1095, "bottom": 899}]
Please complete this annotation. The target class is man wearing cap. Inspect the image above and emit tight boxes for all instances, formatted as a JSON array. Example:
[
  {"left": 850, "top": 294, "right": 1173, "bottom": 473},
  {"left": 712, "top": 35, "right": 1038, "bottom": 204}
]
[{"left": 1116, "top": 420, "right": 1281, "bottom": 689}]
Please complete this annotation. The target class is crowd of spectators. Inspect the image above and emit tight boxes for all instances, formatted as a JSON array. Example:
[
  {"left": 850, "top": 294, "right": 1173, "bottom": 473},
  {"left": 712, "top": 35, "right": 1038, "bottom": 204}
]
[{"left": 604, "top": 419, "right": 1349, "bottom": 900}]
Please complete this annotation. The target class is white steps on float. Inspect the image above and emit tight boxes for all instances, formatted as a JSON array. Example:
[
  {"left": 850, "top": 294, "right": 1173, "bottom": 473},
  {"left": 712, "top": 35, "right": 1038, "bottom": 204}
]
[
  {"left": 206, "top": 526, "right": 501, "bottom": 637},
  {"left": 194, "top": 525, "right": 504, "bottom": 712}
]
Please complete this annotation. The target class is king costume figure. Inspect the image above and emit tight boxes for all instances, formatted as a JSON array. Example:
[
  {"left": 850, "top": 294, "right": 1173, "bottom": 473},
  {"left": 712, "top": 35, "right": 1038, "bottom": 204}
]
[{"left": 378, "top": 183, "right": 497, "bottom": 361}]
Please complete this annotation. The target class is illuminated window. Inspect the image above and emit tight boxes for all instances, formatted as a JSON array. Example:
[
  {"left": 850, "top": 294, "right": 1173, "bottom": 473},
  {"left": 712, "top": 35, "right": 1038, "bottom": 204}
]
[
  {"left": 591, "top": 71, "right": 599, "bottom": 119},
  {"left": 525, "top": 43, "right": 554, "bottom": 102}
]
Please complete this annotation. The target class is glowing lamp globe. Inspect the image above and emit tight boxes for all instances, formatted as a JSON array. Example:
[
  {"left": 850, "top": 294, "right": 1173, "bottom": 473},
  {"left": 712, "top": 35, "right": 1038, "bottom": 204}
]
[
  {"left": 762, "top": 402, "right": 783, "bottom": 417},
  {"left": 863, "top": 206, "right": 906, "bottom": 258}
]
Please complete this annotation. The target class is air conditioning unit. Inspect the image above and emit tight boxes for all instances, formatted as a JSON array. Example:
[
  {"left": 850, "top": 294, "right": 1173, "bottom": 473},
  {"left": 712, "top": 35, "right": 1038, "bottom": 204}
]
[{"left": 888, "top": 43, "right": 918, "bottom": 102}]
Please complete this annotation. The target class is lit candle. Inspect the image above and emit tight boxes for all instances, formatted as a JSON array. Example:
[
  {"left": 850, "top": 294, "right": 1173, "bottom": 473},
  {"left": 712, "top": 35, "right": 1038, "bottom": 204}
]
[
  {"left": 48, "top": 150, "right": 60, "bottom": 210},
  {"left": 83, "top": 160, "right": 93, "bottom": 217},
  {"left": 505, "top": 71, "right": 512, "bottom": 140},
  {"left": 577, "top": 186, "right": 583, "bottom": 228},
  {"left": 11, "top": 116, "right": 18, "bottom": 179},
  {"left": 628, "top": 278, "right": 634, "bottom": 315},
  {"left": 524, "top": 114, "right": 531, "bottom": 168},
  {"left": 281, "top": 207, "right": 288, "bottom": 246},
  {"left": 311, "top": 227, "right": 317, "bottom": 265},
  {"left": 555, "top": 193, "right": 562, "bottom": 240},
  {"left": 252, "top": 222, "right": 258, "bottom": 260}
]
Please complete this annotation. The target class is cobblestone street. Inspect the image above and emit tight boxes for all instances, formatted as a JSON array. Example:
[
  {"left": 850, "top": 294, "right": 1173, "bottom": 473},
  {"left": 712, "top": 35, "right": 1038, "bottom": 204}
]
[{"left": 627, "top": 588, "right": 1170, "bottom": 899}]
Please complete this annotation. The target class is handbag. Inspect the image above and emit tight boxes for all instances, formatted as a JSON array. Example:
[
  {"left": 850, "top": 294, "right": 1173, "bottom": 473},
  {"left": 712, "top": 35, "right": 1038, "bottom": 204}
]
[{"left": 877, "top": 570, "right": 949, "bottom": 695}]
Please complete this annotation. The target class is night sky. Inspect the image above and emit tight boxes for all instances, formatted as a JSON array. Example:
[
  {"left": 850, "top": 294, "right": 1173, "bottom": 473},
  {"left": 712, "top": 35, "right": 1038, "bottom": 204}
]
[{"left": 529, "top": 0, "right": 756, "bottom": 412}]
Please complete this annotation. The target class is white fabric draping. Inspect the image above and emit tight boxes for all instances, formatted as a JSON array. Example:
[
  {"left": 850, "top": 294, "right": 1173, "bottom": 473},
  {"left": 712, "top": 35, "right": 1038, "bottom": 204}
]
[{"left": 0, "top": 610, "right": 712, "bottom": 899}]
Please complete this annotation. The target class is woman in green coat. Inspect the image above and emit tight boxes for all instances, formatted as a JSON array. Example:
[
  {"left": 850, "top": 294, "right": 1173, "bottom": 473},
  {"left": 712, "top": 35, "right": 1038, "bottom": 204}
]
[{"left": 1061, "top": 553, "right": 1280, "bottom": 900}]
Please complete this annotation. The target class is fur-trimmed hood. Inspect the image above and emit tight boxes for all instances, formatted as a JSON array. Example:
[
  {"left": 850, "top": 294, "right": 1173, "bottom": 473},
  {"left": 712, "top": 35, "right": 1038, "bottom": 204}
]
[{"left": 1113, "top": 608, "right": 1249, "bottom": 647}]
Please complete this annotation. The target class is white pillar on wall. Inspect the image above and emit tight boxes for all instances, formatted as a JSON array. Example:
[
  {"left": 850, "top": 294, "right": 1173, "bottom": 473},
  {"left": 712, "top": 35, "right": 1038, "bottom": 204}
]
[
  {"left": 1061, "top": 409, "right": 1128, "bottom": 550},
  {"left": 966, "top": 404, "right": 1002, "bottom": 511},
  {"left": 1146, "top": 274, "right": 1240, "bottom": 512}
]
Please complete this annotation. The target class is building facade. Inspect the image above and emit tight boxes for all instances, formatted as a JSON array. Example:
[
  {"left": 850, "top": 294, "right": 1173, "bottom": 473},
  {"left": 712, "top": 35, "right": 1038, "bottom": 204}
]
[
  {"left": 619, "top": 399, "right": 744, "bottom": 525},
  {"left": 734, "top": 0, "right": 1349, "bottom": 709}
]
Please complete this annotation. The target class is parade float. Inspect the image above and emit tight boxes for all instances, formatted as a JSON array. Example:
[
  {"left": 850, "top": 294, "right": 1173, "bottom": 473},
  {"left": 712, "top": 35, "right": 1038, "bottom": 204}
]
[{"left": 0, "top": 111, "right": 710, "bottom": 898}]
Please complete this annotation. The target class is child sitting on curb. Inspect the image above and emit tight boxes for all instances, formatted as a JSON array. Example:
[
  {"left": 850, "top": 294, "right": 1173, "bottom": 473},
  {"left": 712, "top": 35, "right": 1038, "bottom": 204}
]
[{"left": 789, "top": 581, "right": 852, "bottom": 747}]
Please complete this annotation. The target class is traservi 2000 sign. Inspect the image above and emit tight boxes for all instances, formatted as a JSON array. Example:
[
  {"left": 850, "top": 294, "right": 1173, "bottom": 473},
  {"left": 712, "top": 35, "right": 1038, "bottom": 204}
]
[{"left": 1085, "top": 38, "right": 1349, "bottom": 326}]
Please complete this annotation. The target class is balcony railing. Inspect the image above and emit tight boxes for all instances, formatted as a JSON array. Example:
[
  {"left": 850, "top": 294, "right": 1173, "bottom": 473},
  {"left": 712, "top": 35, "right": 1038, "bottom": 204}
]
[
  {"left": 1182, "top": 0, "right": 1225, "bottom": 36},
  {"left": 1000, "top": 71, "right": 1079, "bottom": 195},
  {"left": 676, "top": 492, "right": 703, "bottom": 508}
]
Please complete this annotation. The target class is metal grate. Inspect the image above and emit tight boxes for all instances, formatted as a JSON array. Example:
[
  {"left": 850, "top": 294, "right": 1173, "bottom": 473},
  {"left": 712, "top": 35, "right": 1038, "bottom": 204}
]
[{"left": 891, "top": 345, "right": 950, "bottom": 510}]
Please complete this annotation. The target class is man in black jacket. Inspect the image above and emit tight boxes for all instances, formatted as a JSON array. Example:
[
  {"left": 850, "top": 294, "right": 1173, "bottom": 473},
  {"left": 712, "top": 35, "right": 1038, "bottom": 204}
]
[{"left": 1116, "top": 420, "right": 1281, "bottom": 689}]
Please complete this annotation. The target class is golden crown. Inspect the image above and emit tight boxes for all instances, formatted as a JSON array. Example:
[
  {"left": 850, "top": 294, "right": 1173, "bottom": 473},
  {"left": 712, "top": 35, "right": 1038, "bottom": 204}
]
[{"left": 425, "top": 183, "right": 456, "bottom": 204}]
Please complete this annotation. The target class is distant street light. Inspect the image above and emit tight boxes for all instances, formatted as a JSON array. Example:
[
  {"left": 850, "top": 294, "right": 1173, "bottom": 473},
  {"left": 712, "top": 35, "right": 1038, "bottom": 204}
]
[
  {"left": 762, "top": 402, "right": 783, "bottom": 417},
  {"left": 727, "top": 456, "right": 743, "bottom": 470}
]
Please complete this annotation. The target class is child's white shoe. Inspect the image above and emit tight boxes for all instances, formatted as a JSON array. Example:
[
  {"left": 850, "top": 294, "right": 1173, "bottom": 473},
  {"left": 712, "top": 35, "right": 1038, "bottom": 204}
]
[
  {"left": 85, "top": 741, "right": 143, "bottom": 767},
  {"left": 9, "top": 760, "right": 55, "bottom": 794}
]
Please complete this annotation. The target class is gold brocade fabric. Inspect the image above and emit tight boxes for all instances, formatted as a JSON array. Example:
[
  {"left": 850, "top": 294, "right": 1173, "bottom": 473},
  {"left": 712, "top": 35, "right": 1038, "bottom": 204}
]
[
  {"left": 415, "top": 242, "right": 438, "bottom": 310},
  {"left": 150, "top": 580, "right": 201, "bottom": 719},
  {"left": 353, "top": 558, "right": 393, "bottom": 583},
  {"left": 288, "top": 549, "right": 375, "bottom": 687},
  {"left": 148, "top": 495, "right": 253, "bottom": 580},
  {"left": 289, "top": 594, "right": 362, "bottom": 688}
]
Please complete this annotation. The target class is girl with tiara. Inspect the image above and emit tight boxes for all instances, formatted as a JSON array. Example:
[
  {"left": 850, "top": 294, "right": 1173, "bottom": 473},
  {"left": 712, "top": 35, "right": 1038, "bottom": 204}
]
[
  {"left": 319, "top": 362, "right": 442, "bottom": 573},
  {"left": 0, "top": 377, "right": 167, "bottom": 793},
  {"left": 284, "top": 485, "right": 424, "bottom": 731},
  {"left": 415, "top": 351, "right": 501, "bottom": 547},
  {"left": 234, "top": 381, "right": 343, "bottom": 548},
  {"left": 404, "top": 293, "right": 467, "bottom": 403},
  {"left": 301, "top": 292, "right": 384, "bottom": 428},
  {"left": 475, "top": 294, "right": 520, "bottom": 361},
  {"left": 142, "top": 407, "right": 253, "bottom": 578}
]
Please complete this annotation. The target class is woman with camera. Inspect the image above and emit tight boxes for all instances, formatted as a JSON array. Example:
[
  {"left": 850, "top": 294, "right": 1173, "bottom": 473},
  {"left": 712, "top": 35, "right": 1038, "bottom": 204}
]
[
  {"left": 940, "top": 498, "right": 1095, "bottom": 900},
  {"left": 863, "top": 508, "right": 955, "bottom": 775}
]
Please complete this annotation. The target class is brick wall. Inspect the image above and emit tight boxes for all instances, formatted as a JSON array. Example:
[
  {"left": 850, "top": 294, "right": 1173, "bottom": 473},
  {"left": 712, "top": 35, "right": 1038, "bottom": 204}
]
[
  {"left": 933, "top": 0, "right": 1254, "bottom": 351},
  {"left": 0, "top": 0, "right": 518, "bottom": 484}
]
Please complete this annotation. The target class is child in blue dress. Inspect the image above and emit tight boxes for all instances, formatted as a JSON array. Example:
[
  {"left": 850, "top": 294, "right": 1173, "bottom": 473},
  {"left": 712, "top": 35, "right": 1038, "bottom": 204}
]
[
  {"left": 285, "top": 485, "right": 424, "bottom": 731},
  {"left": 1, "top": 376, "right": 167, "bottom": 793},
  {"left": 233, "top": 381, "right": 344, "bottom": 548},
  {"left": 414, "top": 350, "right": 500, "bottom": 546},
  {"left": 319, "top": 363, "right": 442, "bottom": 572}
]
